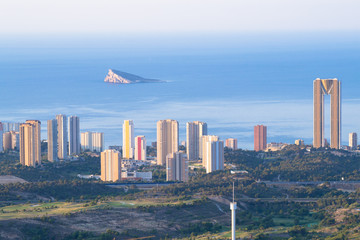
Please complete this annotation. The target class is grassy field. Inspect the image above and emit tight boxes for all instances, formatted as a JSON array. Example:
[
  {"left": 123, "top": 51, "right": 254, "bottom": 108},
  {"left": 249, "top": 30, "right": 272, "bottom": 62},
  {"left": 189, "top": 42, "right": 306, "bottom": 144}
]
[{"left": 0, "top": 197, "right": 200, "bottom": 220}]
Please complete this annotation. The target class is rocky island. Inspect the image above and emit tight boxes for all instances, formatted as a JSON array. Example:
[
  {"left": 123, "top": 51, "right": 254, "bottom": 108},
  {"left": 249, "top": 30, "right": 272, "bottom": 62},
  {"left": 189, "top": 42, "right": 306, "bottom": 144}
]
[{"left": 104, "top": 69, "right": 165, "bottom": 84}]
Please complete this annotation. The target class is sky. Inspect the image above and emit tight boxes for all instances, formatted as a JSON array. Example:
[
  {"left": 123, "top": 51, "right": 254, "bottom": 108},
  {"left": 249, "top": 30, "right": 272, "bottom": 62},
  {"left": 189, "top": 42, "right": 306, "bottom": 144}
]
[{"left": 0, "top": 0, "right": 360, "bottom": 35}]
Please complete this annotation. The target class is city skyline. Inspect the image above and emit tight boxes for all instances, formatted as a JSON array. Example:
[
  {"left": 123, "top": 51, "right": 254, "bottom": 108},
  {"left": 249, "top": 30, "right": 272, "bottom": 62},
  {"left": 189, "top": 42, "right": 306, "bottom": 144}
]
[
  {"left": 1, "top": 1, "right": 360, "bottom": 239},
  {"left": 3, "top": 105, "right": 359, "bottom": 151}
]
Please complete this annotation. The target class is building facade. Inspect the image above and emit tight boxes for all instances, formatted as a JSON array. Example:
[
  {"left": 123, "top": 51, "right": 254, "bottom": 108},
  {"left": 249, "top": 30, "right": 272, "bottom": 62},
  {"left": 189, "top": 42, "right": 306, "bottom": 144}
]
[
  {"left": 166, "top": 151, "right": 189, "bottom": 182},
  {"left": 56, "top": 114, "right": 68, "bottom": 159},
  {"left": 92, "top": 132, "right": 104, "bottom": 152},
  {"left": 266, "top": 142, "right": 288, "bottom": 151},
  {"left": 81, "top": 131, "right": 92, "bottom": 151},
  {"left": 3, "top": 131, "right": 19, "bottom": 151},
  {"left": 295, "top": 139, "right": 305, "bottom": 146},
  {"left": 10, "top": 131, "right": 19, "bottom": 150},
  {"left": 202, "top": 135, "right": 219, "bottom": 167},
  {"left": 100, "top": 149, "right": 121, "bottom": 182},
  {"left": 186, "top": 121, "right": 207, "bottom": 161},
  {"left": 225, "top": 138, "right": 238, "bottom": 150},
  {"left": 2, "top": 122, "right": 20, "bottom": 132},
  {"left": 80, "top": 131, "right": 104, "bottom": 152},
  {"left": 2, "top": 132, "right": 11, "bottom": 151},
  {"left": 0, "top": 122, "right": 3, "bottom": 152},
  {"left": 349, "top": 132, "right": 357, "bottom": 150},
  {"left": 19, "top": 120, "right": 41, "bottom": 167},
  {"left": 202, "top": 136, "right": 224, "bottom": 173},
  {"left": 69, "top": 116, "right": 80, "bottom": 156},
  {"left": 254, "top": 125, "right": 267, "bottom": 151},
  {"left": 134, "top": 135, "right": 146, "bottom": 160},
  {"left": 47, "top": 119, "right": 58, "bottom": 162},
  {"left": 313, "top": 78, "right": 341, "bottom": 149},
  {"left": 122, "top": 120, "right": 134, "bottom": 159},
  {"left": 157, "top": 119, "right": 179, "bottom": 165}
]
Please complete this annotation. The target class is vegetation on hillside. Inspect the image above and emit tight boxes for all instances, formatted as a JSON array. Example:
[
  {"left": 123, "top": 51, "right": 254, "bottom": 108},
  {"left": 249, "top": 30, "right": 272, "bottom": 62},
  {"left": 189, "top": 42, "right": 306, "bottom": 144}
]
[
  {"left": 226, "top": 146, "right": 360, "bottom": 181},
  {"left": 1, "top": 146, "right": 360, "bottom": 239}
]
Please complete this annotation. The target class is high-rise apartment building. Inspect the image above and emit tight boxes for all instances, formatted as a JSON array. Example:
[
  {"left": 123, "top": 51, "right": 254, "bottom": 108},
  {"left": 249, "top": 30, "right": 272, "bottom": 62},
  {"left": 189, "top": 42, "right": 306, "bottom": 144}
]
[
  {"left": 100, "top": 149, "right": 121, "bottom": 182},
  {"left": 80, "top": 132, "right": 104, "bottom": 152},
  {"left": 186, "top": 121, "right": 207, "bottom": 161},
  {"left": 3, "top": 132, "right": 11, "bottom": 151},
  {"left": 225, "top": 138, "right": 238, "bottom": 150},
  {"left": 295, "top": 139, "right": 305, "bottom": 146},
  {"left": 349, "top": 133, "right": 357, "bottom": 150},
  {"left": 157, "top": 119, "right": 179, "bottom": 165},
  {"left": 69, "top": 116, "right": 80, "bottom": 156},
  {"left": 0, "top": 122, "right": 4, "bottom": 152},
  {"left": 81, "top": 131, "right": 92, "bottom": 151},
  {"left": 2, "top": 122, "right": 20, "bottom": 132},
  {"left": 20, "top": 120, "right": 41, "bottom": 167},
  {"left": 92, "top": 132, "right": 104, "bottom": 152},
  {"left": 254, "top": 125, "right": 267, "bottom": 151},
  {"left": 56, "top": 114, "right": 68, "bottom": 159},
  {"left": 202, "top": 135, "right": 219, "bottom": 166},
  {"left": 313, "top": 78, "right": 341, "bottom": 149},
  {"left": 202, "top": 136, "right": 224, "bottom": 173},
  {"left": 0, "top": 122, "right": 3, "bottom": 152},
  {"left": 1, "top": 125, "right": 19, "bottom": 151},
  {"left": 122, "top": 120, "right": 134, "bottom": 159},
  {"left": 166, "top": 151, "right": 189, "bottom": 182},
  {"left": 10, "top": 131, "right": 19, "bottom": 150},
  {"left": 134, "top": 135, "right": 146, "bottom": 160},
  {"left": 47, "top": 119, "right": 58, "bottom": 162}
]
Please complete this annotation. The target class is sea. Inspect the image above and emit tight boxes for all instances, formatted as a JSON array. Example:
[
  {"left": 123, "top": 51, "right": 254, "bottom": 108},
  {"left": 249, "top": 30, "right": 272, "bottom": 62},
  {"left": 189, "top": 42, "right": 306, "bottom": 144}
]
[{"left": 0, "top": 33, "right": 360, "bottom": 149}]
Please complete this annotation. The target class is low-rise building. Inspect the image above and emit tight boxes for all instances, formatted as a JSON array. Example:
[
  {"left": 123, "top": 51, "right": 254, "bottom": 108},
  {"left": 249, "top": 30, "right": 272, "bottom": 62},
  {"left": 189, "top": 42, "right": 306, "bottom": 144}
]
[
  {"left": 121, "top": 171, "right": 152, "bottom": 181},
  {"left": 266, "top": 142, "right": 288, "bottom": 152}
]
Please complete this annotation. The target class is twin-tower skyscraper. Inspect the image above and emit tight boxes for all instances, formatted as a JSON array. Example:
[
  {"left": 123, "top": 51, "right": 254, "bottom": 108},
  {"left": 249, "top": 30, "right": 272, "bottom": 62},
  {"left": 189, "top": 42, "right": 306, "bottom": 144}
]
[{"left": 313, "top": 78, "right": 341, "bottom": 149}]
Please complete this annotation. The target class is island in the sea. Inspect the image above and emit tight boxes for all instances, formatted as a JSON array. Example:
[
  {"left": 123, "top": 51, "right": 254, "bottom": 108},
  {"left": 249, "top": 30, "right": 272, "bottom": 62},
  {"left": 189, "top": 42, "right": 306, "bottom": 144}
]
[{"left": 104, "top": 69, "right": 165, "bottom": 84}]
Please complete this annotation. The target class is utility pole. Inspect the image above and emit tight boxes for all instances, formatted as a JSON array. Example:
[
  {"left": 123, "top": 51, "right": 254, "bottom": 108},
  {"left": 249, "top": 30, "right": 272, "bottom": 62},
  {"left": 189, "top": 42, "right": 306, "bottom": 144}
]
[{"left": 230, "top": 181, "right": 237, "bottom": 240}]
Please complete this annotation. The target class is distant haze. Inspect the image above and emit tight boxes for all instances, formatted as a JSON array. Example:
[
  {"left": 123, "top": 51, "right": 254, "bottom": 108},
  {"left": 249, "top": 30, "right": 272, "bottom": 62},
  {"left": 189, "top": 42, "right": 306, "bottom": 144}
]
[{"left": 0, "top": 0, "right": 360, "bottom": 35}]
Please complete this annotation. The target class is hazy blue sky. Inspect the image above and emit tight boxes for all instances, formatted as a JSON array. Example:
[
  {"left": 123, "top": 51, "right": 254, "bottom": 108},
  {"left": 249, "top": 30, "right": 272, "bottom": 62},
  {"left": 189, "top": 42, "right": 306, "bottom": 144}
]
[{"left": 1, "top": 0, "right": 359, "bottom": 35}]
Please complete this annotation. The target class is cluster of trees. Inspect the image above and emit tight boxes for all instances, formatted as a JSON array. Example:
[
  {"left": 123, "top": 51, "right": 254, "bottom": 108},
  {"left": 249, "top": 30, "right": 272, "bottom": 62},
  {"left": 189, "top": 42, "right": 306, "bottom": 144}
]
[
  {"left": 0, "top": 153, "right": 100, "bottom": 182},
  {"left": 151, "top": 171, "right": 282, "bottom": 198},
  {"left": 180, "top": 222, "right": 222, "bottom": 236},
  {"left": 226, "top": 147, "right": 360, "bottom": 181},
  {"left": 64, "top": 229, "right": 121, "bottom": 240}
]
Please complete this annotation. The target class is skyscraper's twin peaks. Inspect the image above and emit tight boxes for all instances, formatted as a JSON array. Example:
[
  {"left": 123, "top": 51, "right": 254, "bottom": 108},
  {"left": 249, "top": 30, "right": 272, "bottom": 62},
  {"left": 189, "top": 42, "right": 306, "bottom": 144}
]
[
  {"left": 316, "top": 78, "right": 338, "bottom": 94},
  {"left": 313, "top": 78, "right": 341, "bottom": 149}
]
